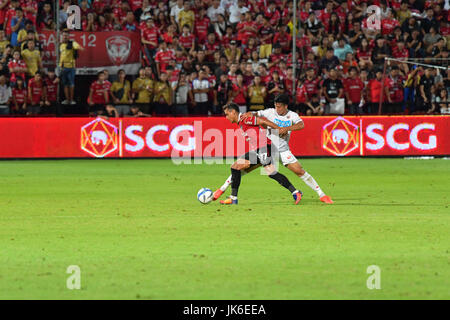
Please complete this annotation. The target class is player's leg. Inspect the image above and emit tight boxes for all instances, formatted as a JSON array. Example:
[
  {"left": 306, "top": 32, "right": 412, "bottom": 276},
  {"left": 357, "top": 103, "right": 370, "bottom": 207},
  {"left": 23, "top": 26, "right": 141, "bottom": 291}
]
[
  {"left": 281, "top": 151, "right": 334, "bottom": 204},
  {"left": 213, "top": 163, "right": 261, "bottom": 200},
  {"left": 220, "top": 158, "right": 252, "bottom": 205},
  {"left": 264, "top": 164, "right": 303, "bottom": 204}
]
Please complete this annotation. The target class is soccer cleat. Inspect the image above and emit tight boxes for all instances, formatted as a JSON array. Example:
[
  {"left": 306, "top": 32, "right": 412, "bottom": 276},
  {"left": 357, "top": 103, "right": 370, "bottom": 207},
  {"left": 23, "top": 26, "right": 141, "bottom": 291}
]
[
  {"left": 212, "top": 189, "right": 224, "bottom": 201},
  {"left": 293, "top": 191, "right": 303, "bottom": 205},
  {"left": 220, "top": 197, "right": 238, "bottom": 205},
  {"left": 320, "top": 195, "right": 334, "bottom": 204},
  {"left": 61, "top": 100, "right": 69, "bottom": 105}
]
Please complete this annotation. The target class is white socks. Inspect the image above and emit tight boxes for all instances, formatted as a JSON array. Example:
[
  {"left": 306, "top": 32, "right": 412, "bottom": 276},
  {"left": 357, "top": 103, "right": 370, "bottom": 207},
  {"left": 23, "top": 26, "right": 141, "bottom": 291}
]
[
  {"left": 220, "top": 175, "right": 232, "bottom": 192},
  {"left": 300, "top": 172, "right": 325, "bottom": 198}
]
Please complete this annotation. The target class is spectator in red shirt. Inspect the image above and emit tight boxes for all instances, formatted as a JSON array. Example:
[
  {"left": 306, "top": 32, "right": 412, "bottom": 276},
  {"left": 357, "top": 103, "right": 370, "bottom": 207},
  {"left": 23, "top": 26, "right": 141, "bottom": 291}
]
[
  {"left": 344, "top": 67, "right": 365, "bottom": 114},
  {"left": 43, "top": 69, "right": 59, "bottom": 115},
  {"left": 356, "top": 37, "right": 373, "bottom": 70},
  {"left": 230, "top": 73, "right": 248, "bottom": 113},
  {"left": 237, "top": 12, "right": 258, "bottom": 46},
  {"left": 8, "top": 49, "right": 26, "bottom": 85},
  {"left": 141, "top": 17, "right": 160, "bottom": 63},
  {"left": 385, "top": 66, "right": 405, "bottom": 114},
  {"left": 268, "top": 43, "right": 286, "bottom": 71},
  {"left": 88, "top": 71, "right": 109, "bottom": 116},
  {"left": 194, "top": 7, "right": 210, "bottom": 45},
  {"left": 368, "top": 69, "right": 390, "bottom": 114},
  {"left": 155, "top": 40, "right": 176, "bottom": 78},
  {"left": 179, "top": 24, "right": 195, "bottom": 52},
  {"left": 4, "top": 0, "right": 19, "bottom": 36},
  {"left": 27, "top": 72, "right": 45, "bottom": 115},
  {"left": 11, "top": 76, "right": 27, "bottom": 115},
  {"left": 273, "top": 26, "right": 292, "bottom": 53},
  {"left": 257, "top": 63, "right": 272, "bottom": 85},
  {"left": 382, "top": 10, "right": 400, "bottom": 36}
]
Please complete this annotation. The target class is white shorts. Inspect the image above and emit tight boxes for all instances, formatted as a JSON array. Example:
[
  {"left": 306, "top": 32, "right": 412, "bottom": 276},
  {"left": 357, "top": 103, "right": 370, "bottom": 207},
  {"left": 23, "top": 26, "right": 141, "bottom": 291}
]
[{"left": 279, "top": 150, "right": 298, "bottom": 166}]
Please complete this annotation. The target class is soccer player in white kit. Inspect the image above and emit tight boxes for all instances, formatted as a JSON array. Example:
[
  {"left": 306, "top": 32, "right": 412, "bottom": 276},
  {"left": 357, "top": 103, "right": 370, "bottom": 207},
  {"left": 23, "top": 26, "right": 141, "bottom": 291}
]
[{"left": 213, "top": 94, "right": 333, "bottom": 204}]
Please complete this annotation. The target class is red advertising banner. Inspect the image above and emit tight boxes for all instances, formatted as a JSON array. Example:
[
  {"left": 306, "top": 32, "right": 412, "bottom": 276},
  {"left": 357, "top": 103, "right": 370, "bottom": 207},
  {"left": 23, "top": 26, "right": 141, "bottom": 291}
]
[
  {"left": 39, "top": 31, "right": 141, "bottom": 75},
  {"left": 0, "top": 116, "right": 449, "bottom": 158}
]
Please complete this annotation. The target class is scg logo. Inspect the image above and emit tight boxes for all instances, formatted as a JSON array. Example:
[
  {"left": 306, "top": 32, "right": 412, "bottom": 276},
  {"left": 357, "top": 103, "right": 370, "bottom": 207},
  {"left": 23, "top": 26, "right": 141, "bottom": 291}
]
[
  {"left": 366, "top": 123, "right": 437, "bottom": 151},
  {"left": 125, "top": 125, "right": 195, "bottom": 153}
]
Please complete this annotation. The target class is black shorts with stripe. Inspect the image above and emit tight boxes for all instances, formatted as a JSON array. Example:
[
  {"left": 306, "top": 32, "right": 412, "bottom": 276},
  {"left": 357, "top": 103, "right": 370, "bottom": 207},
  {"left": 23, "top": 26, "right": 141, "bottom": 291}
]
[{"left": 239, "top": 145, "right": 272, "bottom": 167}]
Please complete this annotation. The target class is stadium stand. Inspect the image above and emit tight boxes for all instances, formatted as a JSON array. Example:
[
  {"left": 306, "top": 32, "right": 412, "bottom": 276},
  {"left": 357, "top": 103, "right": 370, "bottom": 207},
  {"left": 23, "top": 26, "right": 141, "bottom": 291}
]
[{"left": 0, "top": 0, "right": 448, "bottom": 117}]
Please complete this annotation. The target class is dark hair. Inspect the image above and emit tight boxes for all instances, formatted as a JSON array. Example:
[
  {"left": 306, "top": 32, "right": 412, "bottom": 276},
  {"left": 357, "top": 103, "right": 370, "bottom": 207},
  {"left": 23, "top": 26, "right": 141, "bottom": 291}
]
[
  {"left": 222, "top": 102, "right": 239, "bottom": 113},
  {"left": 274, "top": 94, "right": 289, "bottom": 105}
]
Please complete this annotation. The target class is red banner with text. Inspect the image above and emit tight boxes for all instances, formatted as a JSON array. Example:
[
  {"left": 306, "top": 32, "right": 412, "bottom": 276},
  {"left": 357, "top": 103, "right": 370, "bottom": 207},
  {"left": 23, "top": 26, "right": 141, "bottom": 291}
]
[
  {"left": 0, "top": 116, "right": 449, "bottom": 158},
  {"left": 39, "top": 31, "right": 141, "bottom": 75}
]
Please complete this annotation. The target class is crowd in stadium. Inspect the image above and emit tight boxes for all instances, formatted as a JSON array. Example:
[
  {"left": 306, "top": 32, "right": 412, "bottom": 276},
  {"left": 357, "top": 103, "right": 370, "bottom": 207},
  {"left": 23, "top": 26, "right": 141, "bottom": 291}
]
[{"left": 0, "top": 0, "right": 448, "bottom": 117}]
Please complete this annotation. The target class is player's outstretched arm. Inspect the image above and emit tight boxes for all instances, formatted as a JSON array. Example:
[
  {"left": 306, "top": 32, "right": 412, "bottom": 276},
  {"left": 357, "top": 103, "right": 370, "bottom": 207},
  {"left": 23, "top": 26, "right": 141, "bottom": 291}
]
[{"left": 256, "top": 116, "right": 280, "bottom": 130}]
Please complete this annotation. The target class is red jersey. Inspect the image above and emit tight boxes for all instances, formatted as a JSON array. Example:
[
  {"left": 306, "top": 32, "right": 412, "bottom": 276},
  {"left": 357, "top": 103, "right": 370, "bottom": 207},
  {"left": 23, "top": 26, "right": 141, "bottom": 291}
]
[
  {"left": 28, "top": 78, "right": 44, "bottom": 104},
  {"left": 296, "top": 84, "right": 308, "bottom": 103},
  {"left": 90, "top": 80, "right": 108, "bottom": 104},
  {"left": 113, "top": 7, "right": 126, "bottom": 24},
  {"left": 92, "top": 0, "right": 106, "bottom": 14},
  {"left": 303, "top": 78, "right": 321, "bottom": 97},
  {"left": 392, "top": 46, "right": 409, "bottom": 59},
  {"left": 356, "top": 48, "right": 372, "bottom": 61},
  {"left": 386, "top": 76, "right": 405, "bottom": 102},
  {"left": 381, "top": 18, "right": 400, "bottom": 36},
  {"left": 368, "top": 78, "right": 390, "bottom": 103},
  {"left": 260, "top": 74, "right": 272, "bottom": 85},
  {"left": 141, "top": 26, "right": 159, "bottom": 49},
  {"left": 232, "top": 83, "right": 247, "bottom": 105},
  {"left": 8, "top": 59, "right": 26, "bottom": 83},
  {"left": 155, "top": 49, "right": 176, "bottom": 73},
  {"left": 4, "top": 8, "right": 15, "bottom": 35},
  {"left": 23, "top": 1, "right": 38, "bottom": 25},
  {"left": 228, "top": 73, "right": 237, "bottom": 84},
  {"left": 237, "top": 21, "right": 257, "bottom": 44},
  {"left": 237, "top": 114, "right": 268, "bottom": 151},
  {"left": 284, "top": 78, "right": 294, "bottom": 95},
  {"left": 194, "top": 17, "right": 210, "bottom": 43},
  {"left": 45, "top": 77, "right": 58, "bottom": 102},
  {"left": 344, "top": 77, "right": 364, "bottom": 103},
  {"left": 128, "top": 0, "right": 143, "bottom": 12},
  {"left": 12, "top": 87, "right": 27, "bottom": 105},
  {"left": 272, "top": 32, "right": 291, "bottom": 50},
  {"left": 179, "top": 33, "right": 195, "bottom": 49}
]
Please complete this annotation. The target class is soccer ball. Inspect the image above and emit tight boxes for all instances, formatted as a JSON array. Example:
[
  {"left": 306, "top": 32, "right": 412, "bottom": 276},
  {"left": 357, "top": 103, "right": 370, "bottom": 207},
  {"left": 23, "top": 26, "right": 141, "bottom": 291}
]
[{"left": 197, "top": 188, "right": 213, "bottom": 204}]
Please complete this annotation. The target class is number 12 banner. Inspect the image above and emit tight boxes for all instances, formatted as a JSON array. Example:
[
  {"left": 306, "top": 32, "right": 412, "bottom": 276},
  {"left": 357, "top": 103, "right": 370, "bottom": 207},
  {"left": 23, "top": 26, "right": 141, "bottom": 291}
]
[{"left": 39, "top": 31, "right": 142, "bottom": 75}]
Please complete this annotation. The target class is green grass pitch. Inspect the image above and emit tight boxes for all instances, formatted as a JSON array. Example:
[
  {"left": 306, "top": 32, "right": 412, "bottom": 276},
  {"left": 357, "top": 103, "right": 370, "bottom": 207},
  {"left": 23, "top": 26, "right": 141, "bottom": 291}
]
[{"left": 0, "top": 158, "right": 448, "bottom": 299}]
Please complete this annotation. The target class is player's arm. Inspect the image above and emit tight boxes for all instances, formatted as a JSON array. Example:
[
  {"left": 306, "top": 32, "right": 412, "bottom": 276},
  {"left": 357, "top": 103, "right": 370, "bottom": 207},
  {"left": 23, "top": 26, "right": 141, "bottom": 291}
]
[
  {"left": 279, "top": 120, "right": 304, "bottom": 136},
  {"left": 256, "top": 116, "right": 280, "bottom": 130}
]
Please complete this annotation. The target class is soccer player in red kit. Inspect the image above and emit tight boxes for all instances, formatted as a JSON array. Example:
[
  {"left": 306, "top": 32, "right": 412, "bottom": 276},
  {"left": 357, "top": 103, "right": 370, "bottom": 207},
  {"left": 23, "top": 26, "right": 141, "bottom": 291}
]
[{"left": 218, "top": 103, "right": 302, "bottom": 205}]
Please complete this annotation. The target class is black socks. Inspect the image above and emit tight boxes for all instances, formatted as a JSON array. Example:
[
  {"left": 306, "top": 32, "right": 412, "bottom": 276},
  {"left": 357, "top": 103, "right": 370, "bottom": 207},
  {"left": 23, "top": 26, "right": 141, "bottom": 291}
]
[
  {"left": 269, "top": 172, "right": 297, "bottom": 194},
  {"left": 231, "top": 168, "right": 242, "bottom": 197}
]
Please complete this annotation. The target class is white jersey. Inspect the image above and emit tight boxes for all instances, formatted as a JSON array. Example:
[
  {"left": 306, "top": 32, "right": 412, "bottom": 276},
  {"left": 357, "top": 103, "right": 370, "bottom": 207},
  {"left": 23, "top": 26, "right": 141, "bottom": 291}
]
[{"left": 257, "top": 108, "right": 303, "bottom": 152}]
